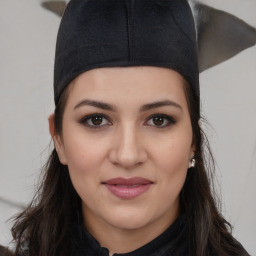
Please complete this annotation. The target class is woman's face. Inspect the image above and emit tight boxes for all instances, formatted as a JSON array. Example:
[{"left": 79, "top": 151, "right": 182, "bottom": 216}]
[{"left": 53, "top": 66, "right": 194, "bottom": 235}]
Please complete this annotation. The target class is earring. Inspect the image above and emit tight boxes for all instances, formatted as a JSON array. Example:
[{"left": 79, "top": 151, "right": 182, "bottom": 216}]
[{"left": 189, "top": 157, "right": 196, "bottom": 168}]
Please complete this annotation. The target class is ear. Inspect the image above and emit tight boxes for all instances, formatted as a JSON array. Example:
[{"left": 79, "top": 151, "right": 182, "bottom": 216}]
[{"left": 48, "top": 113, "right": 67, "bottom": 165}]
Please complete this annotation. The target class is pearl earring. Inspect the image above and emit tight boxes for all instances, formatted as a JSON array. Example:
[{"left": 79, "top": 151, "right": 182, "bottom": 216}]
[{"left": 189, "top": 157, "right": 196, "bottom": 168}]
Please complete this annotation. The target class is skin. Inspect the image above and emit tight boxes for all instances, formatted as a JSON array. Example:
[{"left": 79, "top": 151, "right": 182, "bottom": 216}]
[{"left": 49, "top": 66, "right": 195, "bottom": 255}]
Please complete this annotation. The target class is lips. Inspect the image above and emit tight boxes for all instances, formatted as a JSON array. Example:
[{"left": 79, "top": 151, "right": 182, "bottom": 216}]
[{"left": 102, "top": 177, "right": 153, "bottom": 199}]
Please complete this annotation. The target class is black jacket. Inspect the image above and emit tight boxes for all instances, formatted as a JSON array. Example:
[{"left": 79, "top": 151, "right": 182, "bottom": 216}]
[
  {"left": 69, "top": 215, "right": 188, "bottom": 256},
  {"left": 0, "top": 215, "right": 188, "bottom": 256},
  {"left": 1, "top": 214, "right": 250, "bottom": 256}
]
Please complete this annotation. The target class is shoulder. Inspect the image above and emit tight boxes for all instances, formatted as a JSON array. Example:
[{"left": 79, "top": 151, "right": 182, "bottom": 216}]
[{"left": 0, "top": 245, "right": 15, "bottom": 256}]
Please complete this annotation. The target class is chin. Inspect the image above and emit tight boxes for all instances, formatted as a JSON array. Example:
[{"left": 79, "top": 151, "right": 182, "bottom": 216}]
[
  {"left": 103, "top": 208, "right": 153, "bottom": 230},
  {"left": 109, "top": 218, "right": 150, "bottom": 231}
]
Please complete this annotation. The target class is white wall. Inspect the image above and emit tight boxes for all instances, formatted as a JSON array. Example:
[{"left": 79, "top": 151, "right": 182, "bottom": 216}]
[
  {"left": 199, "top": 1, "right": 256, "bottom": 254},
  {"left": 0, "top": 0, "right": 58, "bottom": 245},
  {"left": 0, "top": 0, "right": 255, "bottom": 254}
]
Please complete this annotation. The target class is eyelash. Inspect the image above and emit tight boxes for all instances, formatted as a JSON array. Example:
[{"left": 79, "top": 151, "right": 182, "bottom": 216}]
[
  {"left": 145, "top": 114, "right": 176, "bottom": 128},
  {"left": 79, "top": 113, "right": 176, "bottom": 129},
  {"left": 79, "top": 113, "right": 112, "bottom": 129}
]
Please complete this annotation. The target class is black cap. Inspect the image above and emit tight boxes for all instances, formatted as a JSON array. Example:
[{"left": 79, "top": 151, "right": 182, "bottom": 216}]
[{"left": 54, "top": 0, "right": 199, "bottom": 105}]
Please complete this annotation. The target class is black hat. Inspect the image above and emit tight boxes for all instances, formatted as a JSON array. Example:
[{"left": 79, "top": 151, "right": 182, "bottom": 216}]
[{"left": 54, "top": 0, "right": 199, "bottom": 105}]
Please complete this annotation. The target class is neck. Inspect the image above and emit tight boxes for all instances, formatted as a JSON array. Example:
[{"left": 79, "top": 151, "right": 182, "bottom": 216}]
[{"left": 83, "top": 206, "right": 180, "bottom": 255}]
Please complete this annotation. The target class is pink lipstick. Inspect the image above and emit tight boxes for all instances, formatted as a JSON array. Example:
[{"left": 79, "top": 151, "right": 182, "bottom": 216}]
[{"left": 103, "top": 177, "right": 153, "bottom": 199}]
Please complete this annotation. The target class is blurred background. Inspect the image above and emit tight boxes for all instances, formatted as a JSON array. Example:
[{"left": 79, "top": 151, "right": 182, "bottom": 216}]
[{"left": 0, "top": 0, "right": 255, "bottom": 254}]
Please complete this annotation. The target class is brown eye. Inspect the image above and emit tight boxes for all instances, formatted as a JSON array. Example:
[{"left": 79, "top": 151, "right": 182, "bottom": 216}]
[
  {"left": 145, "top": 114, "right": 176, "bottom": 128},
  {"left": 91, "top": 116, "right": 103, "bottom": 125},
  {"left": 153, "top": 116, "right": 165, "bottom": 126},
  {"left": 80, "top": 114, "right": 111, "bottom": 128}
]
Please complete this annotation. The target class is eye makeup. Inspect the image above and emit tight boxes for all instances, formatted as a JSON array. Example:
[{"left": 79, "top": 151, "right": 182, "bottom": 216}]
[{"left": 78, "top": 112, "right": 176, "bottom": 130}]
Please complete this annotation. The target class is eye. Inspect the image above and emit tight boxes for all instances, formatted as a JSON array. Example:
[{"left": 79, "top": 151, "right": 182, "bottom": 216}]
[
  {"left": 80, "top": 114, "right": 111, "bottom": 128},
  {"left": 145, "top": 114, "right": 176, "bottom": 128}
]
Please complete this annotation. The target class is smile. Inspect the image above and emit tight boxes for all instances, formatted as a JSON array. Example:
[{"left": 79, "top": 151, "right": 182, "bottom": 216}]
[{"left": 102, "top": 177, "right": 153, "bottom": 199}]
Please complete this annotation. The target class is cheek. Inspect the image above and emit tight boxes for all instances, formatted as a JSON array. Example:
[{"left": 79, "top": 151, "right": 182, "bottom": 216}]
[
  {"left": 63, "top": 129, "right": 108, "bottom": 171},
  {"left": 151, "top": 134, "right": 191, "bottom": 193},
  {"left": 62, "top": 132, "right": 108, "bottom": 195},
  {"left": 153, "top": 133, "right": 191, "bottom": 168}
]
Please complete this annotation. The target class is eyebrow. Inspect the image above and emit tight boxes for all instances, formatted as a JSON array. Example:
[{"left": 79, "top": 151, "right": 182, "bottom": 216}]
[
  {"left": 73, "top": 99, "right": 182, "bottom": 111},
  {"left": 74, "top": 99, "right": 116, "bottom": 111},
  {"left": 139, "top": 100, "right": 182, "bottom": 111}
]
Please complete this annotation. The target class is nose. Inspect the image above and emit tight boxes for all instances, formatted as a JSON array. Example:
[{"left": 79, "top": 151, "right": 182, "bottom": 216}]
[{"left": 108, "top": 124, "right": 148, "bottom": 169}]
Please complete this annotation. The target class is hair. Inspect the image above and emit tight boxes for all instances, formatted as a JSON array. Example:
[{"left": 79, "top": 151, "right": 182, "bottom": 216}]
[
  {"left": 181, "top": 82, "right": 249, "bottom": 256},
  {"left": 10, "top": 78, "right": 249, "bottom": 256}
]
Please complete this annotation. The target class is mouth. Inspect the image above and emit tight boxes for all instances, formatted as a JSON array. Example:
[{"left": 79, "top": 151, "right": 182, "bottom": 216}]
[{"left": 102, "top": 177, "right": 153, "bottom": 199}]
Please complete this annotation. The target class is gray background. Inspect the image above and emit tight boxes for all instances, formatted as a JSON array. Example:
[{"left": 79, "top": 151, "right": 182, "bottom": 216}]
[{"left": 0, "top": 0, "right": 255, "bottom": 254}]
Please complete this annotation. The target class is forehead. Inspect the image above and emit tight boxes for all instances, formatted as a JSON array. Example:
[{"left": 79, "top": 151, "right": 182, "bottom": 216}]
[{"left": 66, "top": 66, "right": 188, "bottom": 108}]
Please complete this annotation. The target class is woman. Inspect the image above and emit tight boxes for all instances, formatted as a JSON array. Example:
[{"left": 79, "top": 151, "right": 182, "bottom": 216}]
[{"left": 2, "top": 0, "right": 250, "bottom": 255}]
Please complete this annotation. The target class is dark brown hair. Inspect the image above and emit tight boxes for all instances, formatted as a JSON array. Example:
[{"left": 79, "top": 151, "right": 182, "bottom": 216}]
[
  {"left": 181, "top": 82, "right": 248, "bottom": 255},
  {"left": 10, "top": 79, "right": 249, "bottom": 256}
]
